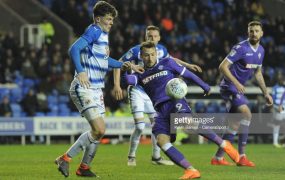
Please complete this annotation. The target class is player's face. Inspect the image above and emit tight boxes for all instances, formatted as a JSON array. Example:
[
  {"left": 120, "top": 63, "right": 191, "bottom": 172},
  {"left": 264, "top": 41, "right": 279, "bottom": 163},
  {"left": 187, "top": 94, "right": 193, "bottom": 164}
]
[
  {"left": 95, "top": 14, "right": 114, "bottom": 33},
  {"left": 248, "top": 25, "right": 263, "bottom": 45},
  {"left": 141, "top": 47, "right": 157, "bottom": 68},
  {"left": 145, "top": 30, "right": 161, "bottom": 44}
]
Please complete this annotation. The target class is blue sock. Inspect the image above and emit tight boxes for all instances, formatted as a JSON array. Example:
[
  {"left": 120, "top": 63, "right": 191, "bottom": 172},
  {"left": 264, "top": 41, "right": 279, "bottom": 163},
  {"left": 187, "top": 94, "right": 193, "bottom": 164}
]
[
  {"left": 238, "top": 120, "right": 250, "bottom": 155},
  {"left": 161, "top": 143, "right": 191, "bottom": 169}
]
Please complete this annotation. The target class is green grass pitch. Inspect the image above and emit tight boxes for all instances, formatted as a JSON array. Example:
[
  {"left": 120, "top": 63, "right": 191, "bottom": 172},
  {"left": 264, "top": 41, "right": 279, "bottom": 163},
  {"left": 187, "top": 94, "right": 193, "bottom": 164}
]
[{"left": 0, "top": 144, "right": 284, "bottom": 180}]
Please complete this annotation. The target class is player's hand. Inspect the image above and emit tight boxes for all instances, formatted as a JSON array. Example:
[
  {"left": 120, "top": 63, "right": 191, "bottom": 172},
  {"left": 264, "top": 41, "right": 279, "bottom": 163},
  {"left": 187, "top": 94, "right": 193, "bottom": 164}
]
[
  {"left": 264, "top": 93, "right": 273, "bottom": 107},
  {"left": 234, "top": 82, "right": 245, "bottom": 94},
  {"left": 76, "top": 72, "right": 90, "bottom": 89},
  {"left": 278, "top": 105, "right": 284, "bottom": 113},
  {"left": 203, "top": 87, "right": 211, "bottom": 96},
  {"left": 188, "top": 64, "right": 202, "bottom": 73},
  {"left": 131, "top": 64, "right": 145, "bottom": 74},
  {"left": 121, "top": 62, "right": 132, "bottom": 71},
  {"left": 112, "top": 85, "right": 123, "bottom": 100}
]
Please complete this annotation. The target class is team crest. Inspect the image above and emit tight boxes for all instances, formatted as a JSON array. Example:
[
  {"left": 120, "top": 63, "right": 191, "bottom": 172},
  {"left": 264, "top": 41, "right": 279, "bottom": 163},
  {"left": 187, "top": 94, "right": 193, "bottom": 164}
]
[
  {"left": 126, "top": 51, "right": 133, "bottom": 59},
  {"left": 84, "top": 99, "right": 91, "bottom": 105},
  {"left": 158, "top": 65, "right": 164, "bottom": 70},
  {"left": 258, "top": 53, "right": 261, "bottom": 59},
  {"left": 229, "top": 49, "right": 236, "bottom": 57}
]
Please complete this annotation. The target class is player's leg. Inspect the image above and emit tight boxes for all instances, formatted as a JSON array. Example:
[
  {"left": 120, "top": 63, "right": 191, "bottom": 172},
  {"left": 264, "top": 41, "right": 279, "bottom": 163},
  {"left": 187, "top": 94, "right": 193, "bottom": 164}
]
[
  {"left": 147, "top": 114, "right": 174, "bottom": 165},
  {"left": 233, "top": 104, "right": 254, "bottom": 167},
  {"left": 127, "top": 87, "right": 146, "bottom": 165},
  {"left": 55, "top": 88, "right": 104, "bottom": 177},
  {"left": 154, "top": 100, "right": 200, "bottom": 179},
  {"left": 273, "top": 106, "right": 283, "bottom": 147}
]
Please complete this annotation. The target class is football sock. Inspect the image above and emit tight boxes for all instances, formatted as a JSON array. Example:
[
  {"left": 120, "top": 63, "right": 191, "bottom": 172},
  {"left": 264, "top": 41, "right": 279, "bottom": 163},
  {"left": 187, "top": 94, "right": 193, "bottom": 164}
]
[
  {"left": 215, "top": 128, "right": 237, "bottom": 158},
  {"left": 273, "top": 125, "right": 280, "bottom": 145},
  {"left": 66, "top": 131, "right": 96, "bottom": 158},
  {"left": 151, "top": 133, "right": 161, "bottom": 159},
  {"left": 128, "top": 122, "right": 145, "bottom": 157},
  {"left": 81, "top": 140, "right": 100, "bottom": 166},
  {"left": 161, "top": 143, "right": 191, "bottom": 169},
  {"left": 238, "top": 119, "right": 250, "bottom": 155}
]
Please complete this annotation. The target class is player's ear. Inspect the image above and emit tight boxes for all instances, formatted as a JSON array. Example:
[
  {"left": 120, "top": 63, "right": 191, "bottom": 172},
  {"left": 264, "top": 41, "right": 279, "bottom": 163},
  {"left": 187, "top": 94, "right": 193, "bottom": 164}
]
[{"left": 94, "top": 16, "right": 100, "bottom": 23}]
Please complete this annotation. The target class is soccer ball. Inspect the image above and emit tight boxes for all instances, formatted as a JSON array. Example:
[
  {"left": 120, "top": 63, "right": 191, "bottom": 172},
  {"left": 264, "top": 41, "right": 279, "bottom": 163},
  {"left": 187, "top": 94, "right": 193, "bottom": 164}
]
[{"left": 165, "top": 78, "right": 188, "bottom": 99}]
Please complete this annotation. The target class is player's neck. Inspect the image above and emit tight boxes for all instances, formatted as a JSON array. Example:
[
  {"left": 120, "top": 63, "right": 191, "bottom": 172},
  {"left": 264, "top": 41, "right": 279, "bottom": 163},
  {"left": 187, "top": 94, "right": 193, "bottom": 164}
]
[{"left": 248, "top": 39, "right": 260, "bottom": 49}]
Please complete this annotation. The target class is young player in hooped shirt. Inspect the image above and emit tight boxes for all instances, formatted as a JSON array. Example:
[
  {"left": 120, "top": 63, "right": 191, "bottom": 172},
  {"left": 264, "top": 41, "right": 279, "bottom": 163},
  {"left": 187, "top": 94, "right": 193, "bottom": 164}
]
[
  {"left": 54, "top": 1, "right": 143, "bottom": 178},
  {"left": 125, "top": 41, "right": 240, "bottom": 179},
  {"left": 211, "top": 21, "right": 273, "bottom": 167}
]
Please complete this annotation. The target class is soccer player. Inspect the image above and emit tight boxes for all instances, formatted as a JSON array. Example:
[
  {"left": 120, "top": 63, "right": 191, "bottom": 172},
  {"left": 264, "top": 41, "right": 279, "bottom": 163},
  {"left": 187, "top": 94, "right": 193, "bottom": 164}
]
[
  {"left": 211, "top": 21, "right": 273, "bottom": 167},
  {"left": 54, "top": 1, "right": 142, "bottom": 177},
  {"left": 113, "top": 25, "right": 201, "bottom": 166},
  {"left": 271, "top": 74, "right": 285, "bottom": 148},
  {"left": 125, "top": 41, "right": 239, "bottom": 179}
]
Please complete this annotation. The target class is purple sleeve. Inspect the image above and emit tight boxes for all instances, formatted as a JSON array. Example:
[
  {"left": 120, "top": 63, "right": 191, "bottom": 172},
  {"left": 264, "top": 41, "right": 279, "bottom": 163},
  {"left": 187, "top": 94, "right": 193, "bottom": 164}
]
[
  {"left": 168, "top": 59, "right": 210, "bottom": 92},
  {"left": 280, "top": 92, "right": 285, "bottom": 106},
  {"left": 182, "top": 69, "right": 210, "bottom": 92},
  {"left": 226, "top": 44, "right": 244, "bottom": 63},
  {"left": 124, "top": 72, "right": 138, "bottom": 86}
]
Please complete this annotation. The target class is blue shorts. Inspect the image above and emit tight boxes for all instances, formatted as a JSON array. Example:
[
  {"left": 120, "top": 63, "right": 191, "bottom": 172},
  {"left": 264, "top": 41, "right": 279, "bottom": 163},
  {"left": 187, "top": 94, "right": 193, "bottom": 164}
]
[
  {"left": 152, "top": 98, "right": 191, "bottom": 142},
  {"left": 220, "top": 87, "right": 248, "bottom": 112}
]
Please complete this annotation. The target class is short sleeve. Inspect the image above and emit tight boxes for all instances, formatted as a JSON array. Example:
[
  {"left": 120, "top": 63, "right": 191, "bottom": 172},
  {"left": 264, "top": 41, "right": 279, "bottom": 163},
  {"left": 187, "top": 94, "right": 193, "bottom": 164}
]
[
  {"left": 226, "top": 44, "right": 244, "bottom": 63},
  {"left": 81, "top": 25, "right": 101, "bottom": 44},
  {"left": 121, "top": 48, "right": 136, "bottom": 62},
  {"left": 160, "top": 45, "right": 170, "bottom": 59}
]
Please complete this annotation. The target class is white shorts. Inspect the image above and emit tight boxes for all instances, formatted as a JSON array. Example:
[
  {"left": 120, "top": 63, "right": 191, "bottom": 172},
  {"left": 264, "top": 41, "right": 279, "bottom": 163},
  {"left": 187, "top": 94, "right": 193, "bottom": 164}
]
[
  {"left": 274, "top": 105, "right": 285, "bottom": 121},
  {"left": 128, "top": 86, "right": 156, "bottom": 115},
  {"left": 70, "top": 83, "right": 105, "bottom": 117}
]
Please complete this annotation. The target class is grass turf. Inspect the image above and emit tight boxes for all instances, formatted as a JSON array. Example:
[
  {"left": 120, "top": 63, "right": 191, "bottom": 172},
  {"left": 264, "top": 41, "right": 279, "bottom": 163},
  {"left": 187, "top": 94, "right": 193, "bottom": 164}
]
[{"left": 0, "top": 144, "right": 284, "bottom": 180}]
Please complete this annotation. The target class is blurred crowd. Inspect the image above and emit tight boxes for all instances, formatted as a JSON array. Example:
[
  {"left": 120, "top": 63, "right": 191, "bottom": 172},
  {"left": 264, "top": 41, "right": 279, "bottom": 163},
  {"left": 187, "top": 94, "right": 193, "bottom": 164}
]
[{"left": 1, "top": 0, "right": 285, "bottom": 117}]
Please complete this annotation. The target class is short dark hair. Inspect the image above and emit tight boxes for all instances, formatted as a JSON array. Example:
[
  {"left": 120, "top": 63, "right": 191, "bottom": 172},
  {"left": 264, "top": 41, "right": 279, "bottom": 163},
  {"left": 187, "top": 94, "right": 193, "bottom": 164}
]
[
  {"left": 140, "top": 41, "right": 156, "bottom": 52},
  {"left": 248, "top": 21, "right": 262, "bottom": 28},
  {"left": 146, "top": 25, "right": 160, "bottom": 32},
  {"left": 93, "top": 1, "right": 118, "bottom": 18}
]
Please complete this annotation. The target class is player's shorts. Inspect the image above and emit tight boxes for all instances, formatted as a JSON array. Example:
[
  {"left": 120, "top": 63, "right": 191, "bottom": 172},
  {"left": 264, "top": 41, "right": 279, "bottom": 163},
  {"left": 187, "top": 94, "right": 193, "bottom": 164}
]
[
  {"left": 273, "top": 105, "right": 285, "bottom": 121},
  {"left": 152, "top": 98, "right": 191, "bottom": 143},
  {"left": 128, "top": 86, "right": 156, "bottom": 114},
  {"left": 220, "top": 87, "right": 248, "bottom": 112},
  {"left": 70, "top": 83, "right": 105, "bottom": 118}
]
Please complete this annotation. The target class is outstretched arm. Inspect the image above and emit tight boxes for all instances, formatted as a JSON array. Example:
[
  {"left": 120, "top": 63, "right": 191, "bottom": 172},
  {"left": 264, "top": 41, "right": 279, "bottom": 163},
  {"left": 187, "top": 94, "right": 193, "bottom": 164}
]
[
  {"left": 172, "top": 57, "right": 202, "bottom": 73},
  {"left": 255, "top": 67, "right": 273, "bottom": 106},
  {"left": 113, "top": 58, "right": 123, "bottom": 100}
]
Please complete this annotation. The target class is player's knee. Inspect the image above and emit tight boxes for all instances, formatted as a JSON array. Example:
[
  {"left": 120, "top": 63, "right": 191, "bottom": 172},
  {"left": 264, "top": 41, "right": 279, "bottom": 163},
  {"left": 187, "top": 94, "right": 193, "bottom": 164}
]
[
  {"left": 135, "top": 122, "right": 145, "bottom": 133},
  {"left": 91, "top": 128, "right": 105, "bottom": 139}
]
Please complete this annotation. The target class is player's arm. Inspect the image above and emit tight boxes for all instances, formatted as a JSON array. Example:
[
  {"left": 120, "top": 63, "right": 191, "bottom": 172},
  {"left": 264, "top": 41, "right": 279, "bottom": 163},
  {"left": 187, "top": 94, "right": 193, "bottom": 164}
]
[
  {"left": 254, "top": 67, "right": 273, "bottom": 106},
  {"left": 172, "top": 57, "right": 202, "bottom": 73},
  {"left": 219, "top": 58, "right": 245, "bottom": 94},
  {"left": 69, "top": 37, "right": 90, "bottom": 88},
  {"left": 279, "top": 92, "right": 285, "bottom": 112},
  {"left": 124, "top": 72, "right": 138, "bottom": 86},
  {"left": 169, "top": 60, "right": 210, "bottom": 95},
  {"left": 113, "top": 57, "right": 124, "bottom": 100}
]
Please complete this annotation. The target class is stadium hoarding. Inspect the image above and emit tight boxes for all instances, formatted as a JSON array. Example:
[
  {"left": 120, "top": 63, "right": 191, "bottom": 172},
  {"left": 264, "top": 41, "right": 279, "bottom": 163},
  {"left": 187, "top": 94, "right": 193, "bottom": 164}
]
[
  {"left": 0, "top": 118, "right": 34, "bottom": 135},
  {"left": 170, "top": 113, "right": 277, "bottom": 134}
]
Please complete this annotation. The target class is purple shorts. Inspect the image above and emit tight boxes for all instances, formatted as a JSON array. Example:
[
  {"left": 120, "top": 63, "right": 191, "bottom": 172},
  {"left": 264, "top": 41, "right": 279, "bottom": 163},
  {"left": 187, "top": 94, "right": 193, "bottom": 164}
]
[
  {"left": 152, "top": 98, "right": 191, "bottom": 142},
  {"left": 220, "top": 86, "right": 248, "bottom": 112}
]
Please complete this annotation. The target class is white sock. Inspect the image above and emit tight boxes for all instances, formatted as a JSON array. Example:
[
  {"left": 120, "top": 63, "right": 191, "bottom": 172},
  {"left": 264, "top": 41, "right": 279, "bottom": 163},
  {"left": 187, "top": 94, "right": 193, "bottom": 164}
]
[
  {"left": 273, "top": 125, "right": 280, "bottom": 145},
  {"left": 128, "top": 122, "right": 145, "bottom": 157},
  {"left": 81, "top": 140, "right": 100, "bottom": 166},
  {"left": 67, "top": 131, "right": 94, "bottom": 158},
  {"left": 151, "top": 134, "right": 161, "bottom": 159}
]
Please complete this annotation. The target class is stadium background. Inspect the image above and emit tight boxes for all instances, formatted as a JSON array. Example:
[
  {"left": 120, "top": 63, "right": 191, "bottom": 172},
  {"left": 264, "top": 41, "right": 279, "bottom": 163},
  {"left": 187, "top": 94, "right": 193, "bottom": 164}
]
[{"left": 0, "top": 0, "right": 285, "bottom": 179}]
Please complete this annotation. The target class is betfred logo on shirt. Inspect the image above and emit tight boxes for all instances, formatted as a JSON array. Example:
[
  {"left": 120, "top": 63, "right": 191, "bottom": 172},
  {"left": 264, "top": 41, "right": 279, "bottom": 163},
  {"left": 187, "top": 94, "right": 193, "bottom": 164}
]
[{"left": 245, "top": 64, "right": 260, "bottom": 69}]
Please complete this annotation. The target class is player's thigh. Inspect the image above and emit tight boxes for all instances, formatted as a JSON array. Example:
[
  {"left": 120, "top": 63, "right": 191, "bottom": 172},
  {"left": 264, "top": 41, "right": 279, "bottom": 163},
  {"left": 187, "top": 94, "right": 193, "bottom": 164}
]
[
  {"left": 236, "top": 104, "right": 252, "bottom": 120},
  {"left": 70, "top": 87, "right": 105, "bottom": 117},
  {"left": 129, "top": 89, "right": 145, "bottom": 114}
]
